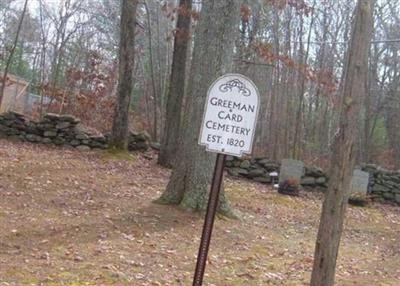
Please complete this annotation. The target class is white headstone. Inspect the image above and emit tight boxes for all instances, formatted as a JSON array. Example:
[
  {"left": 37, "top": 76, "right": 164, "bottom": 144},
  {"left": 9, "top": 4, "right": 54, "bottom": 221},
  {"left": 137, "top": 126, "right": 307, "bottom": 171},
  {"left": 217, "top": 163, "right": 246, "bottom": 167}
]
[
  {"left": 279, "top": 159, "right": 304, "bottom": 185},
  {"left": 199, "top": 74, "right": 260, "bottom": 157},
  {"left": 350, "top": 170, "right": 369, "bottom": 195}
]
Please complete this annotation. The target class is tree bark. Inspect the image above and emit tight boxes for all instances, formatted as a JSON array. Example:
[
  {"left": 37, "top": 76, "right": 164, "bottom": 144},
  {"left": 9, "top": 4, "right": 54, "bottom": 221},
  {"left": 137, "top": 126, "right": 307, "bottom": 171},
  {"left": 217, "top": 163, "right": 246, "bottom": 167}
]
[
  {"left": 310, "top": 1, "right": 374, "bottom": 285},
  {"left": 158, "top": 0, "right": 192, "bottom": 168},
  {"left": 109, "top": 0, "right": 138, "bottom": 150},
  {"left": 0, "top": 0, "right": 28, "bottom": 106},
  {"left": 155, "top": 0, "right": 240, "bottom": 216},
  {"left": 144, "top": 0, "right": 160, "bottom": 142}
]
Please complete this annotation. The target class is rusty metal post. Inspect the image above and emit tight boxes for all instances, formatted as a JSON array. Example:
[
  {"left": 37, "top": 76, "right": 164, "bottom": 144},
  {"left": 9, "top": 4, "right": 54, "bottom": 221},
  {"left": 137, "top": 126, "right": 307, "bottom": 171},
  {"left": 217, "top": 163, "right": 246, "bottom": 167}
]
[{"left": 192, "top": 153, "right": 226, "bottom": 286}]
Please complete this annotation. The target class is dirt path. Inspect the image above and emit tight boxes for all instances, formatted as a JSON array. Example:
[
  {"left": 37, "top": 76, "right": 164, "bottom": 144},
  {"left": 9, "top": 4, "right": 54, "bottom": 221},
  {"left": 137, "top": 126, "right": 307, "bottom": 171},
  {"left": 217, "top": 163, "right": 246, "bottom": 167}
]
[{"left": 0, "top": 139, "right": 399, "bottom": 285}]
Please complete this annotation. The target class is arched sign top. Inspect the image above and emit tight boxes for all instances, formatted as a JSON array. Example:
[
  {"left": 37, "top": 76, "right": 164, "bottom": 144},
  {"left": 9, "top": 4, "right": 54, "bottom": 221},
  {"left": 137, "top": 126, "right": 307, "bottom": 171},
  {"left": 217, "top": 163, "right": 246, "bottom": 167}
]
[{"left": 199, "top": 73, "right": 260, "bottom": 157}]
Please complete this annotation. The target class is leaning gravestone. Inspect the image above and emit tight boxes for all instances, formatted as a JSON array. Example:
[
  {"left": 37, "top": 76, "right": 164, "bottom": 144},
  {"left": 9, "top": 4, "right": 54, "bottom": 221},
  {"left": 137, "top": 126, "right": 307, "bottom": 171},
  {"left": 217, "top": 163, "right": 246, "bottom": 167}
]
[
  {"left": 278, "top": 159, "right": 304, "bottom": 196},
  {"left": 350, "top": 169, "right": 370, "bottom": 195}
]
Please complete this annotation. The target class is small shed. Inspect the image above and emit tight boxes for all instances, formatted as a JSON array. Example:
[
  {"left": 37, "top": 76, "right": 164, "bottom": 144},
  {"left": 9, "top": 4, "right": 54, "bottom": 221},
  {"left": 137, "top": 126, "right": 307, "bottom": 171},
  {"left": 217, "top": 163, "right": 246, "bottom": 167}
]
[{"left": 0, "top": 73, "right": 30, "bottom": 114}]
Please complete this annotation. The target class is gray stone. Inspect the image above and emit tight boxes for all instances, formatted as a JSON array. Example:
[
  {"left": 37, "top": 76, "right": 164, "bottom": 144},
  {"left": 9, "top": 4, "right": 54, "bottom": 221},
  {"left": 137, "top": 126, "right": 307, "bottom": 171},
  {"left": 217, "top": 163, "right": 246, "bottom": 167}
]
[
  {"left": 258, "top": 159, "right": 279, "bottom": 171},
  {"left": 52, "top": 137, "right": 65, "bottom": 145},
  {"left": 44, "top": 130, "right": 58, "bottom": 138},
  {"left": 25, "top": 134, "right": 42, "bottom": 142},
  {"left": 305, "top": 166, "right": 324, "bottom": 177},
  {"left": 233, "top": 160, "right": 241, "bottom": 167},
  {"left": 372, "top": 184, "right": 390, "bottom": 193},
  {"left": 150, "top": 142, "right": 161, "bottom": 150},
  {"left": 130, "top": 131, "right": 150, "bottom": 142},
  {"left": 42, "top": 138, "right": 52, "bottom": 144},
  {"left": 6, "top": 128, "right": 19, "bottom": 135},
  {"left": 88, "top": 140, "right": 105, "bottom": 148},
  {"left": 253, "top": 176, "right": 271, "bottom": 184},
  {"left": 225, "top": 161, "right": 233, "bottom": 167},
  {"left": 301, "top": 177, "right": 316, "bottom": 186},
  {"left": 89, "top": 135, "right": 107, "bottom": 143},
  {"left": 75, "top": 133, "right": 89, "bottom": 140},
  {"left": 382, "top": 192, "right": 395, "bottom": 200},
  {"left": 11, "top": 122, "right": 26, "bottom": 130},
  {"left": 279, "top": 159, "right": 304, "bottom": 185},
  {"left": 4, "top": 112, "right": 24, "bottom": 120},
  {"left": 247, "top": 168, "right": 265, "bottom": 178},
  {"left": 316, "top": 177, "right": 327, "bottom": 185},
  {"left": 76, "top": 145, "right": 91, "bottom": 151},
  {"left": 70, "top": 140, "right": 81, "bottom": 146},
  {"left": 128, "top": 141, "right": 149, "bottom": 151},
  {"left": 226, "top": 156, "right": 234, "bottom": 162},
  {"left": 0, "top": 125, "right": 10, "bottom": 133},
  {"left": 2, "top": 120, "right": 13, "bottom": 127},
  {"left": 44, "top": 113, "right": 60, "bottom": 121},
  {"left": 227, "top": 167, "right": 248, "bottom": 177},
  {"left": 394, "top": 194, "right": 400, "bottom": 204},
  {"left": 239, "top": 160, "right": 251, "bottom": 169},
  {"left": 237, "top": 168, "right": 249, "bottom": 176},
  {"left": 25, "top": 123, "right": 40, "bottom": 135},
  {"left": 59, "top": 114, "right": 80, "bottom": 123},
  {"left": 56, "top": 121, "right": 71, "bottom": 129}
]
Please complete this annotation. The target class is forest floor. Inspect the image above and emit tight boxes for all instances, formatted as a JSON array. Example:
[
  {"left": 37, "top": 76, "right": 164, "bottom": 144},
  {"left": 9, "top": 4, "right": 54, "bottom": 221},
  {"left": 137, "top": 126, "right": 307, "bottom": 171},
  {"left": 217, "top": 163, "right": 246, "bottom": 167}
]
[{"left": 0, "top": 139, "right": 399, "bottom": 286}]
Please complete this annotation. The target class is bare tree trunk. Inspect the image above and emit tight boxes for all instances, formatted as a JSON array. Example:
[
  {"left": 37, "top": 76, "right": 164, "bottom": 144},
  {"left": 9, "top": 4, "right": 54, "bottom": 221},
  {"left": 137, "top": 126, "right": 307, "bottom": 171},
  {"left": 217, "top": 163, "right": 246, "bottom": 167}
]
[
  {"left": 109, "top": 0, "right": 138, "bottom": 150},
  {"left": 155, "top": 0, "right": 240, "bottom": 216},
  {"left": 158, "top": 0, "right": 192, "bottom": 167},
  {"left": 144, "top": 1, "right": 160, "bottom": 141},
  {"left": 310, "top": 1, "right": 374, "bottom": 285},
  {"left": 292, "top": 6, "right": 315, "bottom": 159},
  {"left": 0, "top": 0, "right": 28, "bottom": 106},
  {"left": 269, "top": 9, "right": 280, "bottom": 161}
]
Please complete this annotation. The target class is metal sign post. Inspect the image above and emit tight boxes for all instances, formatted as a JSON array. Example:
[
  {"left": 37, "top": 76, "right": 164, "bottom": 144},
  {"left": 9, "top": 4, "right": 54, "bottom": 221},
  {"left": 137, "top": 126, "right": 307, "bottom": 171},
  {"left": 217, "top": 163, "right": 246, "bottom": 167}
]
[
  {"left": 193, "top": 74, "right": 260, "bottom": 286},
  {"left": 192, "top": 153, "right": 226, "bottom": 286}
]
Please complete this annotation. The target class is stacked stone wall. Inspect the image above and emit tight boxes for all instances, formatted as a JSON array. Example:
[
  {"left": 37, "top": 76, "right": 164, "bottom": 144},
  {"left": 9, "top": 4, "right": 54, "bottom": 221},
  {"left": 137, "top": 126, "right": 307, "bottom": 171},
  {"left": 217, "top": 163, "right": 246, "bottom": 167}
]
[
  {"left": 226, "top": 156, "right": 400, "bottom": 205},
  {"left": 0, "top": 112, "right": 149, "bottom": 151}
]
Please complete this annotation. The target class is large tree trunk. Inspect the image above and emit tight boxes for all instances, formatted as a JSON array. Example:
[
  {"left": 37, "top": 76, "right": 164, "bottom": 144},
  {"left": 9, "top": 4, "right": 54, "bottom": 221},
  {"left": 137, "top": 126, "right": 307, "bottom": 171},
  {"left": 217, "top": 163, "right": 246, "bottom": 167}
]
[
  {"left": 0, "top": 0, "right": 28, "bottom": 106},
  {"left": 158, "top": 0, "right": 192, "bottom": 168},
  {"left": 155, "top": 0, "right": 240, "bottom": 216},
  {"left": 310, "top": 1, "right": 374, "bottom": 285},
  {"left": 109, "top": 0, "right": 138, "bottom": 150}
]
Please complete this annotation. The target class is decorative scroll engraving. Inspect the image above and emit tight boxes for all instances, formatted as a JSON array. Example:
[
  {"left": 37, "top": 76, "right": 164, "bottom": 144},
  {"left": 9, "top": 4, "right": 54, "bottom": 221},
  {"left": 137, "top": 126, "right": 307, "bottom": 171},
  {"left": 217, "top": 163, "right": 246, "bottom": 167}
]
[{"left": 219, "top": 79, "right": 251, "bottom": 96}]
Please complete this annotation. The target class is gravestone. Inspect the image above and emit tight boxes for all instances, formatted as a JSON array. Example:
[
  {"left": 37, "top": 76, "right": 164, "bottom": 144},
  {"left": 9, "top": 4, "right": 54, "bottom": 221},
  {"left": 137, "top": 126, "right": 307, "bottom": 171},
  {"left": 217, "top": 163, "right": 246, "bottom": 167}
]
[
  {"left": 278, "top": 159, "right": 304, "bottom": 196},
  {"left": 279, "top": 159, "right": 305, "bottom": 185},
  {"left": 350, "top": 169, "right": 369, "bottom": 195}
]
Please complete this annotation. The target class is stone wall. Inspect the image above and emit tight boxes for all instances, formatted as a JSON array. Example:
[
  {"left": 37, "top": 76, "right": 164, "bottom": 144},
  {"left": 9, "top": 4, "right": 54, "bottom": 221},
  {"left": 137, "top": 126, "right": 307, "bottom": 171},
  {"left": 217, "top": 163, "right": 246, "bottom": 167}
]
[
  {"left": 362, "top": 164, "right": 400, "bottom": 205},
  {"left": 1, "top": 111, "right": 399, "bottom": 206},
  {"left": 225, "top": 156, "right": 328, "bottom": 187},
  {"left": 226, "top": 156, "right": 400, "bottom": 205},
  {"left": 0, "top": 112, "right": 149, "bottom": 151}
]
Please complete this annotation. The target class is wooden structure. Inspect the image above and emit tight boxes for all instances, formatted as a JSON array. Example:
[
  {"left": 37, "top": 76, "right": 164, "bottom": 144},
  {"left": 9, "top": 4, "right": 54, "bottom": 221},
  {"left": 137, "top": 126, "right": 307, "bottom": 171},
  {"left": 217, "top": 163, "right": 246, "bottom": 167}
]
[{"left": 0, "top": 73, "right": 29, "bottom": 114}]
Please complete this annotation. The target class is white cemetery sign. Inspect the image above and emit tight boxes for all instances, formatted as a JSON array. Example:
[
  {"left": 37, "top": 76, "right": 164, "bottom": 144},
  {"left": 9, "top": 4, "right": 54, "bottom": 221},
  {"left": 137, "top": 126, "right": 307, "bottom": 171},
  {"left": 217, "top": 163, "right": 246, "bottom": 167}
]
[
  {"left": 199, "top": 74, "right": 260, "bottom": 157},
  {"left": 350, "top": 169, "right": 370, "bottom": 195}
]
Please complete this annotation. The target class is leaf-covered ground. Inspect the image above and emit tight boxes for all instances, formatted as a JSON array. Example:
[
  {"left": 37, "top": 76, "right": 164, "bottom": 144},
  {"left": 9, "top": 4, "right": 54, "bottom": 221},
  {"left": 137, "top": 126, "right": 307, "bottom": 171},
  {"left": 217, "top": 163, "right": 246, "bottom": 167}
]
[{"left": 0, "top": 139, "right": 399, "bottom": 286}]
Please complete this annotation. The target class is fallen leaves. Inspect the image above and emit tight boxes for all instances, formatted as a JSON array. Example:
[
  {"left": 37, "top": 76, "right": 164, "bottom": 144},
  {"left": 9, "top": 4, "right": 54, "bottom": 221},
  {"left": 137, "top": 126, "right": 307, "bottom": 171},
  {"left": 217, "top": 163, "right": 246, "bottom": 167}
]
[{"left": 0, "top": 139, "right": 399, "bottom": 285}]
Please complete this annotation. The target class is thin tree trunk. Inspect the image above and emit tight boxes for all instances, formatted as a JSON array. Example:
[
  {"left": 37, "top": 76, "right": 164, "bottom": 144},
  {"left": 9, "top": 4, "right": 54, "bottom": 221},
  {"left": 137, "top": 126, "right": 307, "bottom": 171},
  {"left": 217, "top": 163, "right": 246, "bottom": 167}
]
[
  {"left": 109, "top": 0, "right": 138, "bottom": 150},
  {"left": 292, "top": 5, "right": 315, "bottom": 159},
  {"left": 0, "top": 0, "right": 28, "bottom": 106},
  {"left": 158, "top": 0, "right": 192, "bottom": 167},
  {"left": 144, "top": 1, "right": 159, "bottom": 141},
  {"left": 310, "top": 1, "right": 374, "bottom": 285}
]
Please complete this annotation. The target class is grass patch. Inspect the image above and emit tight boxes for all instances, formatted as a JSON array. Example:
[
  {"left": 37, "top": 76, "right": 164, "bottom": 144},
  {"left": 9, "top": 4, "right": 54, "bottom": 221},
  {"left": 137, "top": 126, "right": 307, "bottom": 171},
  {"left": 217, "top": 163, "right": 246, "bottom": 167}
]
[{"left": 100, "top": 148, "right": 136, "bottom": 161}]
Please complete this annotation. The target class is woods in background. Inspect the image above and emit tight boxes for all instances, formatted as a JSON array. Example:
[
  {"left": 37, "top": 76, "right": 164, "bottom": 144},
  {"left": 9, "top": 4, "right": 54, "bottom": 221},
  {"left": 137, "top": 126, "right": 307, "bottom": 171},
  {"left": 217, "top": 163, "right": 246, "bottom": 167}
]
[{"left": 0, "top": 0, "right": 399, "bottom": 167}]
